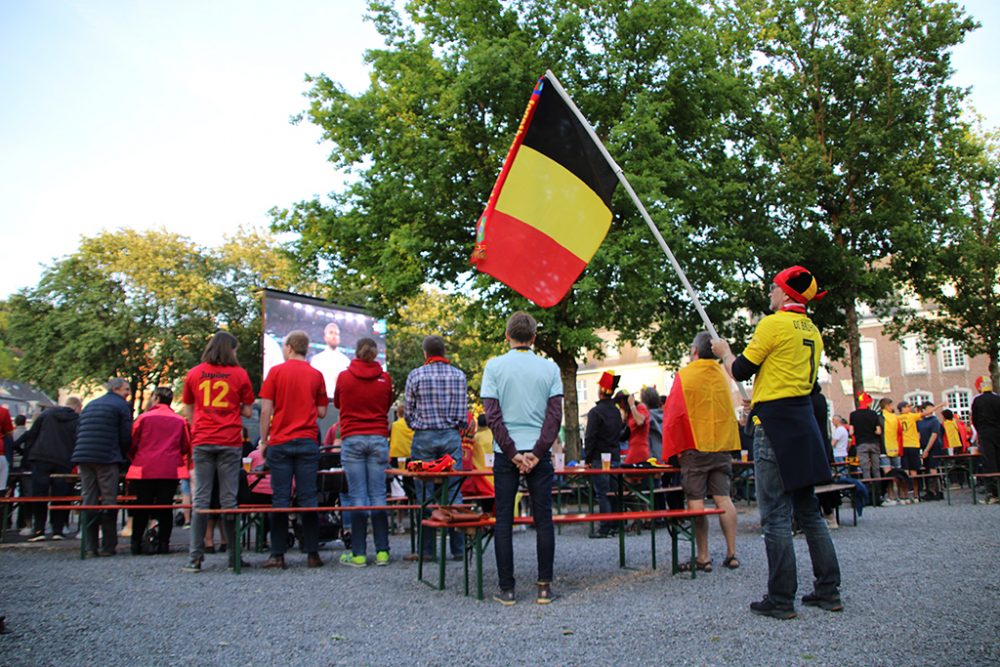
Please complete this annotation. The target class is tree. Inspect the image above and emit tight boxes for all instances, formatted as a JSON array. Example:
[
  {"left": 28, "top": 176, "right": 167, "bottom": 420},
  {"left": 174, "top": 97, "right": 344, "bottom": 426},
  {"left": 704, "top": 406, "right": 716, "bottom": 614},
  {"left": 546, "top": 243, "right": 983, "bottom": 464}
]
[
  {"left": 888, "top": 127, "right": 1000, "bottom": 389},
  {"left": 7, "top": 229, "right": 219, "bottom": 406},
  {"left": 274, "top": 0, "right": 752, "bottom": 458},
  {"left": 726, "top": 0, "right": 977, "bottom": 403}
]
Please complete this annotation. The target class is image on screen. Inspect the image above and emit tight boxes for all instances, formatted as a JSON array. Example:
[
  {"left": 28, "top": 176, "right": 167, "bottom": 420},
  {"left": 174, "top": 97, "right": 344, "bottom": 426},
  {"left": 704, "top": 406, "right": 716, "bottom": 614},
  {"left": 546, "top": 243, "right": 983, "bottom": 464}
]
[{"left": 261, "top": 289, "right": 387, "bottom": 401}]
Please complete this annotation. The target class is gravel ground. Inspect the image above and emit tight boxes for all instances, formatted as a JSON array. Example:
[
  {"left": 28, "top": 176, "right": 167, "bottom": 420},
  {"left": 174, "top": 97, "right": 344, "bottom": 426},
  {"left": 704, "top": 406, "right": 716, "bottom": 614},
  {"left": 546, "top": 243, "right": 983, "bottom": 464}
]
[{"left": 1, "top": 489, "right": 998, "bottom": 667}]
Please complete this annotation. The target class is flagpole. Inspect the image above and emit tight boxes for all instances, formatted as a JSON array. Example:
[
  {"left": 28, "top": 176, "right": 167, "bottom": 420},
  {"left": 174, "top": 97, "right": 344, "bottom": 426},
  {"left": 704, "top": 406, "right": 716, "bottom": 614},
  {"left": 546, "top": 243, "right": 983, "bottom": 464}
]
[{"left": 544, "top": 70, "right": 749, "bottom": 401}]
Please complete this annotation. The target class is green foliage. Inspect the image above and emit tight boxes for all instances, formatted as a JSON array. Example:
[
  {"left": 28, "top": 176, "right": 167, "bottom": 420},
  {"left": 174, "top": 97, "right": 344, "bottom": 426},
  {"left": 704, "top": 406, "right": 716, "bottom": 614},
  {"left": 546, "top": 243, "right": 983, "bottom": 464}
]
[
  {"left": 274, "top": 0, "right": 755, "bottom": 455},
  {"left": 887, "top": 126, "right": 1000, "bottom": 387},
  {"left": 724, "top": 0, "right": 976, "bottom": 394},
  {"left": 6, "top": 227, "right": 309, "bottom": 402}
]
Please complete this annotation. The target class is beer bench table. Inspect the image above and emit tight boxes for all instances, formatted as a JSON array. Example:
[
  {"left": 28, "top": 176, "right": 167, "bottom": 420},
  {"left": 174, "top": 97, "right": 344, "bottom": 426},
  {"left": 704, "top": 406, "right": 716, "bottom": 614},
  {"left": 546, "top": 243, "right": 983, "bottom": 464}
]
[
  {"left": 47, "top": 502, "right": 190, "bottom": 557},
  {"left": 813, "top": 483, "right": 859, "bottom": 526},
  {"left": 421, "top": 507, "right": 724, "bottom": 601},
  {"left": 936, "top": 453, "right": 981, "bottom": 502},
  {"left": 1, "top": 495, "right": 135, "bottom": 543}
]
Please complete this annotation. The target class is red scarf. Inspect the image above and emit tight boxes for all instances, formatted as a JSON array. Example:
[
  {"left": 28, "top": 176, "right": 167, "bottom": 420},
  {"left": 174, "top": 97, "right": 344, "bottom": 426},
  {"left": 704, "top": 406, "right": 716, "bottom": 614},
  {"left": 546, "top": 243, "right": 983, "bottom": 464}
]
[
  {"left": 780, "top": 304, "right": 807, "bottom": 314},
  {"left": 424, "top": 356, "right": 450, "bottom": 365}
]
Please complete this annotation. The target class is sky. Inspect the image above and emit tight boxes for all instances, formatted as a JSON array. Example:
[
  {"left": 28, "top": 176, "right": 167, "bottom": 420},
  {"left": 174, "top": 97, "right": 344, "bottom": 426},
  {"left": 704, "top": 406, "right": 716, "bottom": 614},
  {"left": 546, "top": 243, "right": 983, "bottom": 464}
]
[{"left": 1, "top": 0, "right": 999, "bottom": 300}]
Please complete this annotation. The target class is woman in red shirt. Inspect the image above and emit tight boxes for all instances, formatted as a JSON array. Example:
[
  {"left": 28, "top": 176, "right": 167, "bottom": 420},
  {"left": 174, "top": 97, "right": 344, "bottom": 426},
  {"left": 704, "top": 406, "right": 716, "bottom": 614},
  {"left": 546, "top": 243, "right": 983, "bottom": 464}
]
[
  {"left": 127, "top": 387, "right": 191, "bottom": 555},
  {"left": 334, "top": 338, "right": 393, "bottom": 567},
  {"left": 181, "top": 331, "right": 255, "bottom": 572}
]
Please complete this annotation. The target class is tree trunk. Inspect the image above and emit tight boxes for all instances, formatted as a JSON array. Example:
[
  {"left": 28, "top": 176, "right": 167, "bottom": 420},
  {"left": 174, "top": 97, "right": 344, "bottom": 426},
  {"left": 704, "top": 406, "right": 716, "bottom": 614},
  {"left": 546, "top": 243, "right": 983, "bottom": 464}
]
[
  {"left": 551, "top": 350, "right": 582, "bottom": 461},
  {"left": 844, "top": 297, "right": 864, "bottom": 407}
]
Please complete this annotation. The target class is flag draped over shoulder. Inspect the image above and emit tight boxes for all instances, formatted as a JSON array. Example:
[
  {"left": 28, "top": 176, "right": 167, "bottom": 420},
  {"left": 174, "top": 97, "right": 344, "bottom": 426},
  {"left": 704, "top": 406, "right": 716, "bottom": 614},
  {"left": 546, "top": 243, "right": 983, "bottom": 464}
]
[
  {"left": 662, "top": 360, "right": 740, "bottom": 459},
  {"left": 470, "top": 75, "right": 618, "bottom": 308}
]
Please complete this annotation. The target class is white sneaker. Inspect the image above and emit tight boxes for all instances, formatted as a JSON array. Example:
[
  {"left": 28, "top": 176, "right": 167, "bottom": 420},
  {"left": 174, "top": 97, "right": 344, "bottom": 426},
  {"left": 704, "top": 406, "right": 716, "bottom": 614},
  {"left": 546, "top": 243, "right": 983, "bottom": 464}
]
[
  {"left": 882, "top": 499, "right": 898, "bottom": 507},
  {"left": 51, "top": 534, "right": 65, "bottom": 541},
  {"left": 19, "top": 527, "right": 34, "bottom": 537},
  {"left": 27, "top": 533, "right": 47, "bottom": 542}
]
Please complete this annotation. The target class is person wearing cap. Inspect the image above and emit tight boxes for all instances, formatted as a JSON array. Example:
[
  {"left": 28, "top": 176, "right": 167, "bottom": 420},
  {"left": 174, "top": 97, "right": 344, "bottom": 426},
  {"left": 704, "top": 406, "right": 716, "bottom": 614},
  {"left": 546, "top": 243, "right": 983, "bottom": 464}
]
[
  {"left": 480, "top": 311, "right": 563, "bottom": 605},
  {"left": 971, "top": 375, "right": 1000, "bottom": 503},
  {"left": 712, "top": 265, "right": 841, "bottom": 619},
  {"left": 916, "top": 401, "right": 945, "bottom": 501},
  {"left": 584, "top": 370, "right": 626, "bottom": 538},
  {"left": 849, "top": 392, "right": 882, "bottom": 485}
]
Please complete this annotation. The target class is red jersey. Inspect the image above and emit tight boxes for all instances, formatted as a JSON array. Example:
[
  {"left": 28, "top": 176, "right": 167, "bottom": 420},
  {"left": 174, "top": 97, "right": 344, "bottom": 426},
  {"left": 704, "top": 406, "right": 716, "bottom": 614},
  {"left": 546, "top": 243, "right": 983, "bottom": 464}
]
[
  {"left": 0, "top": 405, "right": 13, "bottom": 456},
  {"left": 333, "top": 359, "right": 393, "bottom": 438},
  {"left": 182, "top": 362, "right": 254, "bottom": 447},
  {"left": 260, "top": 359, "right": 328, "bottom": 445}
]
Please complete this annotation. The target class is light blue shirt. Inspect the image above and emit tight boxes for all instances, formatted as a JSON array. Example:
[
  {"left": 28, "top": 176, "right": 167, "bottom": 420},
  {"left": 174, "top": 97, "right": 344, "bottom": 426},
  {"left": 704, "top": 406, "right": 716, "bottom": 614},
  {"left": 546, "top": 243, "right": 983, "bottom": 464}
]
[{"left": 480, "top": 348, "right": 562, "bottom": 453}]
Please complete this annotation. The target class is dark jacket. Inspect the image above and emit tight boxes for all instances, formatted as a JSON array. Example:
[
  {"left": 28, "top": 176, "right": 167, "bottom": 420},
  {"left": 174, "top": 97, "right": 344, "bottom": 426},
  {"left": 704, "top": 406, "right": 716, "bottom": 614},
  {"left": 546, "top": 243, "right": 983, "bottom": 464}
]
[
  {"left": 584, "top": 398, "right": 625, "bottom": 464},
  {"left": 71, "top": 392, "right": 133, "bottom": 465},
  {"left": 23, "top": 406, "right": 80, "bottom": 470}
]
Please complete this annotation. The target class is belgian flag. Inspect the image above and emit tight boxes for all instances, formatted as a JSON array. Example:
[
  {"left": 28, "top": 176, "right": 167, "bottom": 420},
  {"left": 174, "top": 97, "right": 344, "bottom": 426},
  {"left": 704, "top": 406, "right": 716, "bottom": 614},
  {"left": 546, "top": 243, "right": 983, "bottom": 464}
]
[{"left": 471, "top": 74, "right": 618, "bottom": 308}]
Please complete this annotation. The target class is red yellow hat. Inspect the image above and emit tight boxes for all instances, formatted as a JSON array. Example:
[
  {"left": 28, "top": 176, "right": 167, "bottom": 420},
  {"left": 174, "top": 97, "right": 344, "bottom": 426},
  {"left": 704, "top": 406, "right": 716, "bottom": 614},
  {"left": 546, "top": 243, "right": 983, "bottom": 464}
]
[
  {"left": 774, "top": 266, "right": 827, "bottom": 304},
  {"left": 975, "top": 375, "right": 993, "bottom": 393},
  {"left": 857, "top": 392, "right": 873, "bottom": 409},
  {"left": 598, "top": 371, "right": 620, "bottom": 393}
]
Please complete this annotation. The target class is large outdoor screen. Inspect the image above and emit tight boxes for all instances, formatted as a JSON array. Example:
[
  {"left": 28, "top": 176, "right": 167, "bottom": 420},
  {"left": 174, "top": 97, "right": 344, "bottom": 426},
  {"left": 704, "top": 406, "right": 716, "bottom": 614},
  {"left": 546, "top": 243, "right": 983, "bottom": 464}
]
[{"left": 261, "top": 289, "right": 387, "bottom": 401}]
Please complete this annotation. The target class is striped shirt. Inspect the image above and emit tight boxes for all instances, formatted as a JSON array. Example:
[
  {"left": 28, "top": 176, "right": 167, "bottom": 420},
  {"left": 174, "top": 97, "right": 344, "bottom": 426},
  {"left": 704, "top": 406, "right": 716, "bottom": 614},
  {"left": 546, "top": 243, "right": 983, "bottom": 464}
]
[{"left": 404, "top": 362, "right": 468, "bottom": 430}]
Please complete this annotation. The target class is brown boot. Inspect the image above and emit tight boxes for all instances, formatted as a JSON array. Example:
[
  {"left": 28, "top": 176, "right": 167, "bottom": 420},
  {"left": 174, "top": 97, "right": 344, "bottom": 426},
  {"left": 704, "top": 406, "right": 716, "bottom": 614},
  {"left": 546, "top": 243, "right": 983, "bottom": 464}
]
[
  {"left": 307, "top": 552, "right": 324, "bottom": 568},
  {"left": 263, "top": 555, "right": 286, "bottom": 569}
]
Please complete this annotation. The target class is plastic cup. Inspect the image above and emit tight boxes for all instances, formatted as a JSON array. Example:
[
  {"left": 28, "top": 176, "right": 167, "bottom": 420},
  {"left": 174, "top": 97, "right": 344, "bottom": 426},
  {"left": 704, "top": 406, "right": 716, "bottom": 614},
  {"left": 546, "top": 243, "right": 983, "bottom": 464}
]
[
  {"left": 601, "top": 452, "right": 612, "bottom": 470},
  {"left": 242, "top": 457, "right": 252, "bottom": 473},
  {"left": 484, "top": 453, "right": 494, "bottom": 468},
  {"left": 970, "top": 446, "right": 979, "bottom": 455},
  {"left": 740, "top": 450, "right": 749, "bottom": 462},
  {"left": 947, "top": 447, "right": 954, "bottom": 456},
  {"left": 398, "top": 457, "right": 407, "bottom": 471},
  {"left": 554, "top": 453, "right": 565, "bottom": 470}
]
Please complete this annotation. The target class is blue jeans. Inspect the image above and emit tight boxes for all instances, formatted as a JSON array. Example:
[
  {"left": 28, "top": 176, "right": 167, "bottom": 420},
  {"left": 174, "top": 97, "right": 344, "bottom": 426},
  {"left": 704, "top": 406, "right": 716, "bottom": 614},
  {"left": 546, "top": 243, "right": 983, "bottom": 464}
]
[
  {"left": 494, "top": 451, "right": 554, "bottom": 591},
  {"left": 341, "top": 434, "right": 390, "bottom": 556},
  {"left": 410, "top": 428, "right": 464, "bottom": 557},
  {"left": 267, "top": 439, "right": 320, "bottom": 556},
  {"left": 755, "top": 426, "right": 841, "bottom": 608}
]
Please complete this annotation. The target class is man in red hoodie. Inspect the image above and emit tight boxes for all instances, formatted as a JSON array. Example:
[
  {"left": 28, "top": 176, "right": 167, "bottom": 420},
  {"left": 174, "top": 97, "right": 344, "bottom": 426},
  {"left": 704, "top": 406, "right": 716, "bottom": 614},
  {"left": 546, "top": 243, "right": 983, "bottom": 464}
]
[
  {"left": 333, "top": 337, "right": 393, "bottom": 566},
  {"left": 259, "top": 330, "right": 329, "bottom": 569}
]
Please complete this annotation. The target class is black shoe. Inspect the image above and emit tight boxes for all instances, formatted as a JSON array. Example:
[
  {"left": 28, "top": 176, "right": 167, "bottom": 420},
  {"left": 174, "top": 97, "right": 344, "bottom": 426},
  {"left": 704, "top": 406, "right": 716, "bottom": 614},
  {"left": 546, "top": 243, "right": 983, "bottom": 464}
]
[
  {"left": 218, "top": 543, "right": 227, "bottom": 553},
  {"left": 182, "top": 558, "right": 202, "bottom": 573},
  {"left": 536, "top": 582, "right": 554, "bottom": 605},
  {"left": 493, "top": 589, "right": 516, "bottom": 606},
  {"left": 801, "top": 592, "right": 844, "bottom": 612},
  {"left": 228, "top": 558, "right": 250, "bottom": 570},
  {"left": 749, "top": 596, "right": 797, "bottom": 620},
  {"left": 589, "top": 531, "right": 612, "bottom": 539}
]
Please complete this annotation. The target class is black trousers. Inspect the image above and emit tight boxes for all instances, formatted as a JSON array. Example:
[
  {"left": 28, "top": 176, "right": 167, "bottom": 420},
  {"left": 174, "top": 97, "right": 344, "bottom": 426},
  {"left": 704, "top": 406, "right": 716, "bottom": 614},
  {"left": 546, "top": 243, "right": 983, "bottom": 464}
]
[
  {"left": 131, "top": 479, "right": 178, "bottom": 554},
  {"left": 31, "top": 461, "right": 72, "bottom": 534}
]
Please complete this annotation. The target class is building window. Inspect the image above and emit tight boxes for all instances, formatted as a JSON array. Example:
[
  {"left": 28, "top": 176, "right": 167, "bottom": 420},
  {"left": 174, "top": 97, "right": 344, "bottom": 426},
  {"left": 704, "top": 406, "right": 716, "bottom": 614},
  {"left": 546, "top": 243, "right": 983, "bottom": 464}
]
[
  {"left": 904, "top": 391, "right": 932, "bottom": 407},
  {"left": 901, "top": 336, "right": 928, "bottom": 374},
  {"left": 576, "top": 379, "right": 588, "bottom": 403},
  {"left": 939, "top": 339, "right": 967, "bottom": 371},
  {"left": 944, "top": 388, "right": 972, "bottom": 423},
  {"left": 604, "top": 340, "right": 619, "bottom": 358},
  {"left": 860, "top": 339, "right": 878, "bottom": 378}
]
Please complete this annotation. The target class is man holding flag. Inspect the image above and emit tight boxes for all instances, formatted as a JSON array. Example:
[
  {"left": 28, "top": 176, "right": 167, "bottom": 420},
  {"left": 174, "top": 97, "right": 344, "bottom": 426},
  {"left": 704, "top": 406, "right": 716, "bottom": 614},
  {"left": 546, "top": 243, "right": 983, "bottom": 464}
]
[{"left": 712, "top": 266, "right": 842, "bottom": 619}]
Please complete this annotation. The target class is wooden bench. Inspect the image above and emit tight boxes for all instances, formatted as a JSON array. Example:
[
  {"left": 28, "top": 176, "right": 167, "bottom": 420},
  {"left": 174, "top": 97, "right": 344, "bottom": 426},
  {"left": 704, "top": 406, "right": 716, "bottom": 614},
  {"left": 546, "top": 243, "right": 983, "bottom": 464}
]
[
  {"left": 1, "top": 496, "right": 135, "bottom": 543},
  {"left": 420, "top": 507, "right": 724, "bottom": 600},
  {"left": 48, "top": 503, "right": 191, "bottom": 557},
  {"left": 197, "top": 503, "right": 466, "bottom": 573}
]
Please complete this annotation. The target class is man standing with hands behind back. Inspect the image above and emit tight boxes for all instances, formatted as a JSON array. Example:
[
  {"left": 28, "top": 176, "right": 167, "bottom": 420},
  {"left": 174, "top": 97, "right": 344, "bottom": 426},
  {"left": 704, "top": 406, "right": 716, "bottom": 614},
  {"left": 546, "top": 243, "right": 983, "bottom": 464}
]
[
  {"left": 481, "top": 311, "right": 563, "bottom": 606},
  {"left": 712, "top": 266, "right": 841, "bottom": 620}
]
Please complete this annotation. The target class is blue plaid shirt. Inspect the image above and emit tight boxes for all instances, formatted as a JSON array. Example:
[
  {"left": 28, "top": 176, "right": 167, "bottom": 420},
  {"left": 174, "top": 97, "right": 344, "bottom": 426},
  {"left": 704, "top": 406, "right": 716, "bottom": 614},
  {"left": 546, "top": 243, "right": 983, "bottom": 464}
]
[{"left": 404, "top": 361, "right": 468, "bottom": 430}]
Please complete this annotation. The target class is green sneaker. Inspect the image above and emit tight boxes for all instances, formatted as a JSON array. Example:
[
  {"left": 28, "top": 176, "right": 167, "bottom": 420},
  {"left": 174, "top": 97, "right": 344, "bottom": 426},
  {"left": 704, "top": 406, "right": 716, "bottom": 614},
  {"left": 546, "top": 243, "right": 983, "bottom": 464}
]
[
  {"left": 376, "top": 551, "right": 390, "bottom": 566},
  {"left": 340, "top": 553, "right": 367, "bottom": 568}
]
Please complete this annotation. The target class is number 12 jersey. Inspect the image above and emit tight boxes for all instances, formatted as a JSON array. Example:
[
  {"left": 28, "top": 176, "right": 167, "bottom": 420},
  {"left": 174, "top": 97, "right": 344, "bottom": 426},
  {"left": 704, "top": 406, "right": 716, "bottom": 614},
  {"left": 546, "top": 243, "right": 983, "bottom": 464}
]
[{"left": 182, "top": 362, "right": 255, "bottom": 447}]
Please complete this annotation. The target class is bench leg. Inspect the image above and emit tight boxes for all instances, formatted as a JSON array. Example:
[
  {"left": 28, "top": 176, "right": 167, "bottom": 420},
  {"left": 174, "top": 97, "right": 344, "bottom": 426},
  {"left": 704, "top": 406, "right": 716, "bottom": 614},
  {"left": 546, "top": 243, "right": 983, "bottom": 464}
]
[
  {"left": 79, "top": 510, "right": 88, "bottom": 559},
  {"left": 650, "top": 521, "right": 657, "bottom": 570},
  {"left": 475, "top": 528, "right": 485, "bottom": 601},
  {"left": 437, "top": 524, "right": 447, "bottom": 591},
  {"left": 233, "top": 515, "right": 243, "bottom": 575},
  {"left": 0, "top": 502, "right": 9, "bottom": 543}
]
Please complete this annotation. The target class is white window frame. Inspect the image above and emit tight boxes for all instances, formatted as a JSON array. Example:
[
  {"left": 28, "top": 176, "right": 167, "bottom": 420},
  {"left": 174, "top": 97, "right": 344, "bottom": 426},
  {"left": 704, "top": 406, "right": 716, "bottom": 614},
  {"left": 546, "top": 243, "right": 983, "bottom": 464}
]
[
  {"left": 938, "top": 339, "right": 968, "bottom": 372},
  {"left": 904, "top": 390, "right": 933, "bottom": 407},
  {"left": 859, "top": 338, "right": 878, "bottom": 379},
  {"left": 576, "top": 379, "right": 589, "bottom": 404},
  {"left": 944, "top": 387, "right": 972, "bottom": 423},
  {"left": 900, "top": 336, "right": 928, "bottom": 375}
]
